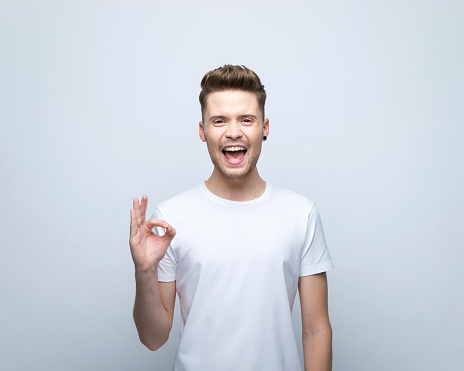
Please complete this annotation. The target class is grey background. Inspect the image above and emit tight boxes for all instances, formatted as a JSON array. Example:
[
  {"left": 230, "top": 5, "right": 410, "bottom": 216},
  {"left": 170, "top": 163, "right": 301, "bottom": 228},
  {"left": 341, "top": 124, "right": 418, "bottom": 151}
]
[{"left": 1, "top": 0, "right": 463, "bottom": 370}]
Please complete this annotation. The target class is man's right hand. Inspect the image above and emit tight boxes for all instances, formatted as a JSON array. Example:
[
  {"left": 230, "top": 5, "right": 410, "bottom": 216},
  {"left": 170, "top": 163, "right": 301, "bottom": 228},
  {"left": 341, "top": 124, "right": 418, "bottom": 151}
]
[{"left": 129, "top": 195, "right": 176, "bottom": 272}]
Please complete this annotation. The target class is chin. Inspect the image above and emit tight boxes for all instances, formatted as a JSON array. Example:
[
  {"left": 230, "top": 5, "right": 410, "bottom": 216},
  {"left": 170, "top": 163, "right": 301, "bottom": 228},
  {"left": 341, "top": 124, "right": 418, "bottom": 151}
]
[
  {"left": 208, "top": 147, "right": 261, "bottom": 180},
  {"left": 214, "top": 161, "right": 257, "bottom": 180},
  {"left": 221, "top": 171, "right": 250, "bottom": 180}
]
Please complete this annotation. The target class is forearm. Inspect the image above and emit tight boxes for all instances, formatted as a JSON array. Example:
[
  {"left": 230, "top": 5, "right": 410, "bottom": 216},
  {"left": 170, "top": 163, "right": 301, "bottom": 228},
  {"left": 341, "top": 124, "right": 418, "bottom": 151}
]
[
  {"left": 133, "top": 265, "right": 171, "bottom": 350},
  {"left": 302, "top": 324, "right": 332, "bottom": 371}
]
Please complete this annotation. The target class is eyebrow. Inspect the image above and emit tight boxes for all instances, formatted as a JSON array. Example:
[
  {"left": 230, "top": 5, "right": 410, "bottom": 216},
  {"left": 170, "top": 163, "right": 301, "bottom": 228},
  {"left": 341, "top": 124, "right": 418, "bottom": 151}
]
[
  {"left": 208, "top": 114, "right": 258, "bottom": 122},
  {"left": 239, "top": 114, "right": 258, "bottom": 120}
]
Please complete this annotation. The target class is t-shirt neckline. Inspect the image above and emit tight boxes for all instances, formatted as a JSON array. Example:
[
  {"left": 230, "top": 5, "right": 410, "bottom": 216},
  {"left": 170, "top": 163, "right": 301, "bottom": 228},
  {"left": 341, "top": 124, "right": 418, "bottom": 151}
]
[{"left": 199, "top": 181, "right": 272, "bottom": 207}]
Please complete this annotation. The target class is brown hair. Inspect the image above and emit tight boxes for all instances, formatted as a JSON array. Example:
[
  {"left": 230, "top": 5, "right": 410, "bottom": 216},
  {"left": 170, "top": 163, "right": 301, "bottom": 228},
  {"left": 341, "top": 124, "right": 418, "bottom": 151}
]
[{"left": 199, "top": 64, "right": 266, "bottom": 122}]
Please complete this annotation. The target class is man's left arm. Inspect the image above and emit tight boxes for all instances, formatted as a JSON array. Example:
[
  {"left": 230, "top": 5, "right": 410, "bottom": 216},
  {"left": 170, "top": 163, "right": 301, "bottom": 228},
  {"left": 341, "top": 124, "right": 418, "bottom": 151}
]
[{"left": 298, "top": 272, "right": 332, "bottom": 371}]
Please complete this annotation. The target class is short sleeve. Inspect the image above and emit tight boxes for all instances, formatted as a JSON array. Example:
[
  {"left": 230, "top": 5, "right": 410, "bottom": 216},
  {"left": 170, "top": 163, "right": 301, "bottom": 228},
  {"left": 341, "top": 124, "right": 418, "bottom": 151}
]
[
  {"left": 300, "top": 203, "right": 334, "bottom": 276},
  {"left": 151, "top": 207, "right": 177, "bottom": 282}
]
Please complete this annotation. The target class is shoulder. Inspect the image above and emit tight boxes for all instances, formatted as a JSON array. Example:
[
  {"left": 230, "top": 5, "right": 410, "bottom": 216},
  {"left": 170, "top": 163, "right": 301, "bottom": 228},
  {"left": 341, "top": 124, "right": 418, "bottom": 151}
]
[
  {"left": 269, "top": 184, "right": 316, "bottom": 212},
  {"left": 157, "top": 185, "right": 200, "bottom": 209},
  {"left": 155, "top": 184, "right": 203, "bottom": 218}
]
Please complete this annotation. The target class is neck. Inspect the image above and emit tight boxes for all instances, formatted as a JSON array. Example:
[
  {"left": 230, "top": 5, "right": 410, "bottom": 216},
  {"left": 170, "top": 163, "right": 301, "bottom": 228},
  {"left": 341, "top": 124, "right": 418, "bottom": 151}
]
[{"left": 204, "top": 168, "right": 266, "bottom": 201}]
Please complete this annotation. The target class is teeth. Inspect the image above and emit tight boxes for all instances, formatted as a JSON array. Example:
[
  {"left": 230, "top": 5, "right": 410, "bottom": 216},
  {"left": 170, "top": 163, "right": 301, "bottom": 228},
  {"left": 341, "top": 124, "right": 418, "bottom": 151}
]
[{"left": 223, "top": 146, "right": 246, "bottom": 151}]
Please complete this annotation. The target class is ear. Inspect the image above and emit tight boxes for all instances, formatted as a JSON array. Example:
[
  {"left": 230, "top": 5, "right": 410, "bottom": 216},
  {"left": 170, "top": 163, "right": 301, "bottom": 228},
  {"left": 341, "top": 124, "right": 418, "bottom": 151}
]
[
  {"left": 263, "top": 118, "right": 269, "bottom": 138},
  {"left": 199, "top": 121, "right": 206, "bottom": 142}
]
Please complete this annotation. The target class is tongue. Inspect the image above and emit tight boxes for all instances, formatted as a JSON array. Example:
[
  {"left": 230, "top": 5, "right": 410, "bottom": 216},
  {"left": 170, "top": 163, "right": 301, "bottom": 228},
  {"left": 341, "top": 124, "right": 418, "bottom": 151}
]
[{"left": 224, "top": 150, "right": 246, "bottom": 160}]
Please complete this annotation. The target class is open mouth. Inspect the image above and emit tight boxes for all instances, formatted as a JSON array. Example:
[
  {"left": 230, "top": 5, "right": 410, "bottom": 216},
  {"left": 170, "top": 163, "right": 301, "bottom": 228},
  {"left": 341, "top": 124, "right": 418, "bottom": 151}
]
[{"left": 222, "top": 146, "right": 247, "bottom": 164}]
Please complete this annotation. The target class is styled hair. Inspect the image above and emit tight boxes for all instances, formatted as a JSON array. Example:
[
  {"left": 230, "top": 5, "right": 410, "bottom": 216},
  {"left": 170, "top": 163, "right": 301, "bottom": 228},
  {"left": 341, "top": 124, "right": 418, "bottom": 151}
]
[{"left": 199, "top": 64, "right": 266, "bottom": 122}]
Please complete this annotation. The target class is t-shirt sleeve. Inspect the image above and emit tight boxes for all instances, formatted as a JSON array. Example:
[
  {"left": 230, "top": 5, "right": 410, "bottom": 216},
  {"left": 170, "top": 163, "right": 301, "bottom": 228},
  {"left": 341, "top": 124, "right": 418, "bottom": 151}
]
[
  {"left": 300, "top": 203, "right": 334, "bottom": 276},
  {"left": 151, "top": 207, "right": 177, "bottom": 282}
]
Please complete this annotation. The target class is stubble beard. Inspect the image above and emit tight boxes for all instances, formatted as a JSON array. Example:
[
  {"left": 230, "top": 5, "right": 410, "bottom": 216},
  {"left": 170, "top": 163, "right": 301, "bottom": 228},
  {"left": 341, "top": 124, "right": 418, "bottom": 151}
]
[{"left": 208, "top": 145, "right": 262, "bottom": 180}]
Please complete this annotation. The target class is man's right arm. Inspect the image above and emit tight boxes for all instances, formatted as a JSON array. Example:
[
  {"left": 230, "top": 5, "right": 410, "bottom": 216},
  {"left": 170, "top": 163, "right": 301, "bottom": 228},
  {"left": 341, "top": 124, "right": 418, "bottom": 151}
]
[
  {"left": 130, "top": 196, "right": 177, "bottom": 350},
  {"left": 133, "top": 267, "right": 176, "bottom": 350}
]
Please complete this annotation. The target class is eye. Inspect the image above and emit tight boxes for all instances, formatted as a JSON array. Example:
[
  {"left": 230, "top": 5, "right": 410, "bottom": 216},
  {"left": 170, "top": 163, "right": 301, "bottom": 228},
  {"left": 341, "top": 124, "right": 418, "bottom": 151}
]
[
  {"left": 242, "top": 118, "right": 254, "bottom": 125},
  {"left": 213, "top": 119, "right": 226, "bottom": 126}
]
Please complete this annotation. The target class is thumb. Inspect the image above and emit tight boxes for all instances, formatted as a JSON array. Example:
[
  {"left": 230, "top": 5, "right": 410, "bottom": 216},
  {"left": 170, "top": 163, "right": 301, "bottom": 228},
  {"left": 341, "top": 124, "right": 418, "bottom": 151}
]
[{"left": 162, "top": 224, "right": 177, "bottom": 244}]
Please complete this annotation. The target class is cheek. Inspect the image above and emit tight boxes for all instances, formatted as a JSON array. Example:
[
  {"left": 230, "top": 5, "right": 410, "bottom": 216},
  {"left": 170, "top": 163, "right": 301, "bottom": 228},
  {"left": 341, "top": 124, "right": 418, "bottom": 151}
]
[
  {"left": 247, "top": 130, "right": 264, "bottom": 144},
  {"left": 204, "top": 131, "right": 222, "bottom": 149}
]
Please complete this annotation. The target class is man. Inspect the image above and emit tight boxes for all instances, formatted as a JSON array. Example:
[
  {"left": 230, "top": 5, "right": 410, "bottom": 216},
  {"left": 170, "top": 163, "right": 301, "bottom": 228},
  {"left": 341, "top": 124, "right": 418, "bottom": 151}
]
[{"left": 129, "top": 65, "right": 334, "bottom": 371}]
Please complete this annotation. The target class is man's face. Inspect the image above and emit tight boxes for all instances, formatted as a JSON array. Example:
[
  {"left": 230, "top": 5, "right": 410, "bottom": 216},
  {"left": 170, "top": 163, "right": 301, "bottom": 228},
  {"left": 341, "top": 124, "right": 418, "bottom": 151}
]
[{"left": 199, "top": 90, "right": 269, "bottom": 180}]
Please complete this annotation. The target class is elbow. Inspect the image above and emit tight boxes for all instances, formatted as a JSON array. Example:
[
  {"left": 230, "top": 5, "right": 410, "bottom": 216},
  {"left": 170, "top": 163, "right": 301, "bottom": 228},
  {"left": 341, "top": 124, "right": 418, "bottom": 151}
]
[
  {"left": 145, "top": 343, "right": 161, "bottom": 352},
  {"left": 140, "top": 335, "right": 169, "bottom": 351},
  {"left": 133, "top": 313, "right": 171, "bottom": 351},
  {"left": 303, "top": 321, "right": 332, "bottom": 339}
]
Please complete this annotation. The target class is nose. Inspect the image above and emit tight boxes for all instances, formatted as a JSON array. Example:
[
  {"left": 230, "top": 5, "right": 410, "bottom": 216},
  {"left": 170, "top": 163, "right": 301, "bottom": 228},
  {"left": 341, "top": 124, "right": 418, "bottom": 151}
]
[{"left": 225, "top": 121, "right": 243, "bottom": 140}]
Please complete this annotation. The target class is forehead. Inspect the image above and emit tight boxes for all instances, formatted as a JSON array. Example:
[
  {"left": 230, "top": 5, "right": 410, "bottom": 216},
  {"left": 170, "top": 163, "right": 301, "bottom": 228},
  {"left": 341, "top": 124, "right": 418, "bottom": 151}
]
[{"left": 204, "top": 90, "right": 260, "bottom": 118}]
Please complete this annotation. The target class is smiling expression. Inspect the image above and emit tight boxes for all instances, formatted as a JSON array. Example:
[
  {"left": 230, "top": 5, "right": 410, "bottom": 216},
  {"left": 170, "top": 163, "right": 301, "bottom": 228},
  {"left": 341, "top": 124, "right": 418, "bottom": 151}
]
[{"left": 199, "top": 90, "right": 269, "bottom": 180}]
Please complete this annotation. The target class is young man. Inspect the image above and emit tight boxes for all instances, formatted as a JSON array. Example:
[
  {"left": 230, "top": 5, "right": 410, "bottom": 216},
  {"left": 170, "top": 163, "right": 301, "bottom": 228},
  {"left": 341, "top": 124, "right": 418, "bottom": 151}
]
[{"left": 129, "top": 65, "right": 334, "bottom": 371}]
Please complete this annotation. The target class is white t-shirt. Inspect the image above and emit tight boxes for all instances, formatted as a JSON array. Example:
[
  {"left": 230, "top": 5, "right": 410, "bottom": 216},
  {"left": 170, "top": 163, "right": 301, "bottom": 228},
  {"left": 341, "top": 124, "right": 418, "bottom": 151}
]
[{"left": 152, "top": 182, "right": 334, "bottom": 371}]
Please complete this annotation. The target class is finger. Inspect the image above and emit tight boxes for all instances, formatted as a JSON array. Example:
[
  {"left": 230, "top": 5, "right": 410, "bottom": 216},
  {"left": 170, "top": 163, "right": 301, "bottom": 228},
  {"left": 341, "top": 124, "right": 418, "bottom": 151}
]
[
  {"left": 144, "top": 218, "right": 169, "bottom": 231},
  {"left": 140, "top": 195, "right": 148, "bottom": 224},
  {"left": 130, "top": 209, "right": 138, "bottom": 238},
  {"left": 133, "top": 198, "right": 142, "bottom": 227}
]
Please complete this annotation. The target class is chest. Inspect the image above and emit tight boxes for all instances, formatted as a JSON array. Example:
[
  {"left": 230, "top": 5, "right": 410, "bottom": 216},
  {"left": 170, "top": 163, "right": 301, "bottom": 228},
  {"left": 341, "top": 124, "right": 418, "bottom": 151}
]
[{"left": 172, "top": 209, "right": 305, "bottom": 276}]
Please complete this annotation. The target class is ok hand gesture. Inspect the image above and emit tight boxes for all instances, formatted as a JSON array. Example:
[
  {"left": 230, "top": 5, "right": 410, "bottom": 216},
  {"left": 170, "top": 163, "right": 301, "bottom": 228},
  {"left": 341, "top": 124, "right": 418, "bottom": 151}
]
[{"left": 129, "top": 195, "right": 176, "bottom": 272}]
